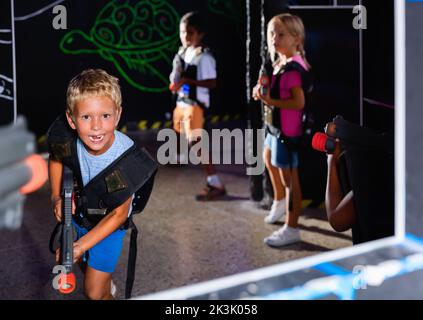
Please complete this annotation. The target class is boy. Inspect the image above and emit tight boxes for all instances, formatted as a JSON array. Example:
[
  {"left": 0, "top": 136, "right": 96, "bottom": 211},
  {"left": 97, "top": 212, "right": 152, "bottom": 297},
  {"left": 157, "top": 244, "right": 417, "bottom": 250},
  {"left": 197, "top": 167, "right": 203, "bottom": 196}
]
[
  {"left": 48, "top": 69, "right": 156, "bottom": 299},
  {"left": 169, "top": 11, "right": 226, "bottom": 201}
]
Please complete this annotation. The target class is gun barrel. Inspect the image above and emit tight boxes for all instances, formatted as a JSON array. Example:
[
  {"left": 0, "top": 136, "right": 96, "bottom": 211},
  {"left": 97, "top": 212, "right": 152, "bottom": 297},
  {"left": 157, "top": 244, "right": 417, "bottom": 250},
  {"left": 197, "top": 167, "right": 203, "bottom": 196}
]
[{"left": 61, "top": 166, "right": 74, "bottom": 273}]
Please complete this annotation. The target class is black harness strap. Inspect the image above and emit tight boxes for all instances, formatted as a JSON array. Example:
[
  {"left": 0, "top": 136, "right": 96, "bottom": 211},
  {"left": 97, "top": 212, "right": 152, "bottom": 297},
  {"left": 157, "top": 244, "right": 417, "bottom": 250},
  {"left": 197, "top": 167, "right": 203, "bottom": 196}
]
[
  {"left": 49, "top": 222, "right": 62, "bottom": 254},
  {"left": 176, "top": 47, "right": 209, "bottom": 109},
  {"left": 125, "top": 218, "right": 138, "bottom": 299}
]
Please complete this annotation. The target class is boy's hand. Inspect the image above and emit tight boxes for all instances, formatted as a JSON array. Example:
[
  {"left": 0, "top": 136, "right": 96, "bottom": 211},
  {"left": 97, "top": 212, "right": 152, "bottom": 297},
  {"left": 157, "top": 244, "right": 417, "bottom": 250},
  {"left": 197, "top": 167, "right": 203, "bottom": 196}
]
[
  {"left": 72, "top": 242, "right": 85, "bottom": 264},
  {"left": 55, "top": 242, "right": 85, "bottom": 264},
  {"left": 172, "top": 78, "right": 193, "bottom": 92},
  {"left": 52, "top": 196, "right": 63, "bottom": 222},
  {"left": 171, "top": 79, "right": 185, "bottom": 92},
  {"left": 51, "top": 195, "right": 76, "bottom": 222}
]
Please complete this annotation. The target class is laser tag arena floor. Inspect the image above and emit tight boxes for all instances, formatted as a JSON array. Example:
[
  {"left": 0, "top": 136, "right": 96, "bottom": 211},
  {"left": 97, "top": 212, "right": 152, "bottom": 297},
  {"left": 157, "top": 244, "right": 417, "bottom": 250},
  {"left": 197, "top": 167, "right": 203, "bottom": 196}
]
[{"left": 0, "top": 131, "right": 352, "bottom": 300}]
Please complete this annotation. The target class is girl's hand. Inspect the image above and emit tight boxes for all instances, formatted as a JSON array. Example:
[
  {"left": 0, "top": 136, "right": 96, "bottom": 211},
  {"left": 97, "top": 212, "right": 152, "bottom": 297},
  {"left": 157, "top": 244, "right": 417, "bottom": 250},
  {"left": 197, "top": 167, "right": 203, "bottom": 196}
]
[
  {"left": 256, "top": 87, "right": 272, "bottom": 105},
  {"left": 252, "top": 83, "right": 272, "bottom": 105},
  {"left": 252, "top": 84, "right": 261, "bottom": 101}
]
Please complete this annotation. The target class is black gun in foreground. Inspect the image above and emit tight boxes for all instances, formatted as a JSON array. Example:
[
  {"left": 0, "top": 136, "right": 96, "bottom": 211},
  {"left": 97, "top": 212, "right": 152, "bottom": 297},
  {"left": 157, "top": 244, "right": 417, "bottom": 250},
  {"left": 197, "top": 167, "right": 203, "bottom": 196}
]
[{"left": 311, "top": 115, "right": 392, "bottom": 155}]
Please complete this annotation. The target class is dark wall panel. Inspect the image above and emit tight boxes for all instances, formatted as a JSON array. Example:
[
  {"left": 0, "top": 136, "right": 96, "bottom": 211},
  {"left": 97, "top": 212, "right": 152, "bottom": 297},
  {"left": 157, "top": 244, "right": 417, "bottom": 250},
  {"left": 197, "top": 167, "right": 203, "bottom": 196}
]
[{"left": 13, "top": 0, "right": 246, "bottom": 136}]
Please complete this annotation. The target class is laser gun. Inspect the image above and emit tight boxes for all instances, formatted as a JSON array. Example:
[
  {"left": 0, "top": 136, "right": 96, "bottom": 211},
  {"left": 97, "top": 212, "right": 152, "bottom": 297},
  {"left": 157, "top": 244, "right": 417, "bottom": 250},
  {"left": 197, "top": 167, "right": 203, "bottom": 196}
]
[
  {"left": 258, "top": 65, "right": 270, "bottom": 96},
  {"left": 56, "top": 165, "right": 76, "bottom": 294},
  {"left": 312, "top": 115, "right": 392, "bottom": 154}
]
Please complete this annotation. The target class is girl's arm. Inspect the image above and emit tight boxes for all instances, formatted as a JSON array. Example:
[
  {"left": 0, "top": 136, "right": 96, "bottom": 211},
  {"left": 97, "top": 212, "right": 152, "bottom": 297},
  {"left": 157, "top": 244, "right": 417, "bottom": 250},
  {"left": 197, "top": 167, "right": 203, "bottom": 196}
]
[
  {"left": 325, "top": 143, "right": 356, "bottom": 232},
  {"left": 72, "top": 197, "right": 132, "bottom": 262},
  {"left": 258, "top": 86, "right": 305, "bottom": 110}
]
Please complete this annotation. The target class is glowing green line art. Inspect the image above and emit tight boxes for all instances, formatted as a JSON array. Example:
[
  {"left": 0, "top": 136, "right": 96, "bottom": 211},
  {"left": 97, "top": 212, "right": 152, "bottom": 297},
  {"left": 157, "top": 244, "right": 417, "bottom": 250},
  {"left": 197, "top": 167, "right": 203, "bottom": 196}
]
[
  {"left": 60, "top": 0, "right": 180, "bottom": 93},
  {"left": 208, "top": 0, "right": 242, "bottom": 23}
]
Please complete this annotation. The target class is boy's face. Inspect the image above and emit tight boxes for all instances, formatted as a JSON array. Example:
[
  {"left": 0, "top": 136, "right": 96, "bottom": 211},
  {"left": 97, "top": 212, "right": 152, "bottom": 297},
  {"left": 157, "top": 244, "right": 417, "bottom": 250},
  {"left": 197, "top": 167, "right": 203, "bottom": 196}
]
[
  {"left": 179, "top": 23, "right": 204, "bottom": 48},
  {"left": 66, "top": 96, "right": 122, "bottom": 156}
]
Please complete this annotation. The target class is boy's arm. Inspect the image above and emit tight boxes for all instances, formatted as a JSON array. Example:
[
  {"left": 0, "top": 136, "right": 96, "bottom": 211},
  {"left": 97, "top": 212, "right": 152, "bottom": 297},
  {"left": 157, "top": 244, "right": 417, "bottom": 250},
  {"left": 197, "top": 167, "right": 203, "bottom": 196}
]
[
  {"left": 172, "top": 78, "right": 216, "bottom": 91},
  {"left": 73, "top": 196, "right": 132, "bottom": 261},
  {"left": 181, "top": 78, "right": 217, "bottom": 89},
  {"left": 173, "top": 54, "right": 217, "bottom": 90},
  {"left": 49, "top": 158, "right": 63, "bottom": 221}
]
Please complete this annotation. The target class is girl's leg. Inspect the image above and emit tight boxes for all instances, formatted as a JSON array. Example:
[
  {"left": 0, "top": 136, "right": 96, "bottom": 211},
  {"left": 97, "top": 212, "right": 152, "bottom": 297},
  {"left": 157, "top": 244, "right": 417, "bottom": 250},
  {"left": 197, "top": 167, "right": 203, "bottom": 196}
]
[
  {"left": 264, "top": 147, "right": 285, "bottom": 201},
  {"left": 279, "top": 167, "right": 301, "bottom": 228},
  {"left": 84, "top": 266, "right": 114, "bottom": 300}
]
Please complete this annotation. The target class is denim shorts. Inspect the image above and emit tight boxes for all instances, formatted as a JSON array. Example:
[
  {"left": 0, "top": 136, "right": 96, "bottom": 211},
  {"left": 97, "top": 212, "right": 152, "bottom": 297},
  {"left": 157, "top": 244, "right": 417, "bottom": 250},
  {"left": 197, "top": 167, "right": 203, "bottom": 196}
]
[
  {"left": 264, "top": 133, "right": 299, "bottom": 169},
  {"left": 73, "top": 220, "right": 126, "bottom": 273}
]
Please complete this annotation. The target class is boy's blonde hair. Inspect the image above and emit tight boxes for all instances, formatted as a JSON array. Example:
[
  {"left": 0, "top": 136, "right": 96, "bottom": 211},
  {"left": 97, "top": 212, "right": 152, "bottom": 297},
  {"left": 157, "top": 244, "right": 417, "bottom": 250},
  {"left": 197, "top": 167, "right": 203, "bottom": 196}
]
[
  {"left": 66, "top": 69, "right": 122, "bottom": 115},
  {"left": 267, "top": 13, "right": 311, "bottom": 69}
]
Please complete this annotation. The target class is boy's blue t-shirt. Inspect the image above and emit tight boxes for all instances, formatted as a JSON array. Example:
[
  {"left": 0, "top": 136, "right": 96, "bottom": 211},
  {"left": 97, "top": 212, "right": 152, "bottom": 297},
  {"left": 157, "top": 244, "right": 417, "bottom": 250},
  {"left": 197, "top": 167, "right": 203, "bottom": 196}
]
[{"left": 76, "top": 130, "right": 135, "bottom": 216}]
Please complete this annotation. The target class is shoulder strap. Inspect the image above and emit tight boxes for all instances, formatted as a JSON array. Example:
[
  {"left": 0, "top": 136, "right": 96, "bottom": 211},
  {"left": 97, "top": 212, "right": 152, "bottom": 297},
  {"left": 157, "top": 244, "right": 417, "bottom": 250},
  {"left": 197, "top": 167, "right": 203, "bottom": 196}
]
[
  {"left": 46, "top": 114, "right": 81, "bottom": 177},
  {"left": 283, "top": 61, "right": 313, "bottom": 94},
  {"left": 79, "top": 145, "right": 158, "bottom": 217}
]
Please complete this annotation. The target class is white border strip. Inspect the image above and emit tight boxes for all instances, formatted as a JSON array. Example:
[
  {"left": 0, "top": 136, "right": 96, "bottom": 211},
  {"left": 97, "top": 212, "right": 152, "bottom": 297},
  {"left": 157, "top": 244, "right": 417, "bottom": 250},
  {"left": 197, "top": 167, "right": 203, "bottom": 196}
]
[
  {"left": 11, "top": 0, "right": 17, "bottom": 124},
  {"left": 395, "top": 0, "right": 406, "bottom": 240},
  {"left": 0, "top": 29, "right": 11, "bottom": 33},
  {"left": 0, "top": 40, "right": 12, "bottom": 44},
  {"left": 136, "top": 236, "right": 400, "bottom": 300}
]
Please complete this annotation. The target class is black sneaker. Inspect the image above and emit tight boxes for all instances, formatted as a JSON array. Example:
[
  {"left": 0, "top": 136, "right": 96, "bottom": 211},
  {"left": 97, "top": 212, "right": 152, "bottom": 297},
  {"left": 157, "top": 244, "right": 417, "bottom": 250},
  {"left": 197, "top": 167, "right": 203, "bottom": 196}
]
[{"left": 195, "top": 184, "right": 227, "bottom": 201}]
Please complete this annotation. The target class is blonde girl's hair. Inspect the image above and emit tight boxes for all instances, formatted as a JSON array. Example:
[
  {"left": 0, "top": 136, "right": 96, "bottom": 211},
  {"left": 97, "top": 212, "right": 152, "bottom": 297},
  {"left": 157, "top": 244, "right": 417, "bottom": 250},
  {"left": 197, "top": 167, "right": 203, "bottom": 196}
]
[
  {"left": 267, "top": 13, "right": 311, "bottom": 69},
  {"left": 66, "top": 69, "right": 122, "bottom": 116}
]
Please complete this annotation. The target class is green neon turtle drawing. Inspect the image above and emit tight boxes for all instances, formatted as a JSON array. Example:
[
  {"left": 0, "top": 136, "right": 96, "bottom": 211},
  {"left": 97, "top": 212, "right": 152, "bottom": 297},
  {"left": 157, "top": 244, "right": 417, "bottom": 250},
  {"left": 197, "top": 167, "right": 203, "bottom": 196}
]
[{"left": 60, "top": 0, "right": 180, "bottom": 93}]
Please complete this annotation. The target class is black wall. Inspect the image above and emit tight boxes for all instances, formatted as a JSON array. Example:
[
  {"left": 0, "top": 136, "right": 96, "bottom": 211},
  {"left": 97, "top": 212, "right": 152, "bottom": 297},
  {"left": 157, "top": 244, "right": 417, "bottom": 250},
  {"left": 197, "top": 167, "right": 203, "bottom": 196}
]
[
  {"left": 0, "top": 0, "right": 14, "bottom": 125},
  {"left": 362, "top": 0, "right": 395, "bottom": 135},
  {"left": 13, "top": 0, "right": 246, "bottom": 136}
]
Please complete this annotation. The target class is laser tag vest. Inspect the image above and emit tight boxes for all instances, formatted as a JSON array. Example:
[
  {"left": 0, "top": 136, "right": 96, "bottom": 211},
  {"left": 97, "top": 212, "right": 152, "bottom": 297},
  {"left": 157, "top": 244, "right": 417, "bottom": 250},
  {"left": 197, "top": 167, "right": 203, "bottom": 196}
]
[
  {"left": 264, "top": 60, "right": 313, "bottom": 150},
  {"left": 46, "top": 114, "right": 158, "bottom": 230},
  {"left": 175, "top": 46, "right": 212, "bottom": 109}
]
